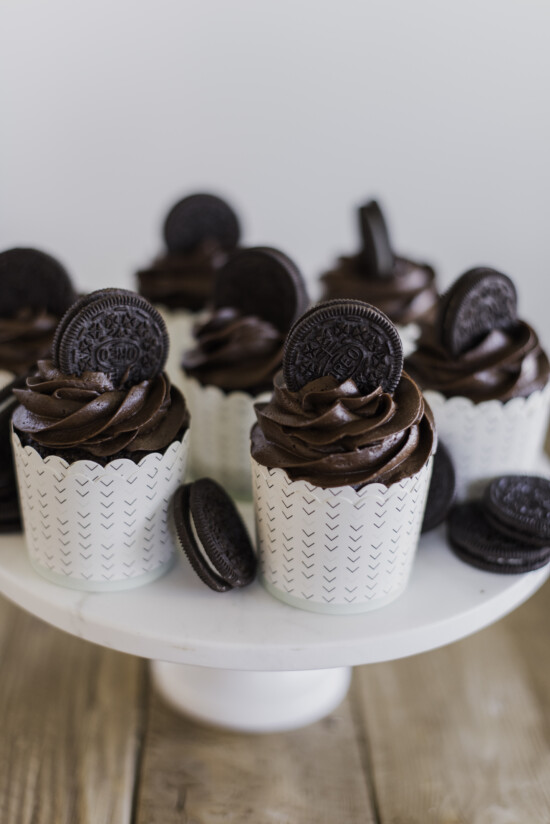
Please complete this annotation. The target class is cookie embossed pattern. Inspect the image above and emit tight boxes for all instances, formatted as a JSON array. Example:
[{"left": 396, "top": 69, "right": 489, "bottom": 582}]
[
  {"left": 252, "top": 299, "right": 436, "bottom": 614},
  {"left": 11, "top": 289, "right": 190, "bottom": 591},
  {"left": 406, "top": 267, "right": 550, "bottom": 500}
]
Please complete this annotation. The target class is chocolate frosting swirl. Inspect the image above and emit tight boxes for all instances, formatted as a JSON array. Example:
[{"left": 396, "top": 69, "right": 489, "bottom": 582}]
[
  {"left": 321, "top": 255, "right": 438, "bottom": 325},
  {"left": 0, "top": 310, "right": 58, "bottom": 375},
  {"left": 182, "top": 307, "right": 285, "bottom": 394},
  {"left": 251, "top": 371, "right": 435, "bottom": 489},
  {"left": 12, "top": 360, "right": 189, "bottom": 458},
  {"left": 405, "top": 321, "right": 550, "bottom": 403},
  {"left": 136, "top": 240, "right": 227, "bottom": 311}
]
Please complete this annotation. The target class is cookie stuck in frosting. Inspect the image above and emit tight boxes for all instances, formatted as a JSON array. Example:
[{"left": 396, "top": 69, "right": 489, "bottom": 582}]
[
  {"left": 252, "top": 299, "right": 435, "bottom": 489},
  {"left": 406, "top": 267, "right": 550, "bottom": 403},
  {"left": 182, "top": 247, "right": 309, "bottom": 395},
  {"left": 12, "top": 289, "right": 190, "bottom": 464},
  {"left": 320, "top": 200, "right": 438, "bottom": 326},
  {"left": 137, "top": 193, "right": 241, "bottom": 312}
]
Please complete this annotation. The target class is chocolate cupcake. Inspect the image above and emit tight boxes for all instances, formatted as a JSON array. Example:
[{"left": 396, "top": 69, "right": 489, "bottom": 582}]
[
  {"left": 406, "top": 267, "right": 550, "bottom": 499},
  {"left": 11, "top": 289, "right": 190, "bottom": 591},
  {"left": 251, "top": 299, "right": 436, "bottom": 614},
  {"left": 181, "top": 247, "right": 309, "bottom": 498},
  {"left": 136, "top": 193, "right": 242, "bottom": 393},
  {"left": 0, "top": 248, "right": 77, "bottom": 388},
  {"left": 319, "top": 201, "right": 438, "bottom": 354}
]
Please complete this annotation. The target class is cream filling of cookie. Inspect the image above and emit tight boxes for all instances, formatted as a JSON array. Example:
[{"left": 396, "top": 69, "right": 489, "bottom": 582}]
[{"left": 189, "top": 509, "right": 222, "bottom": 576}]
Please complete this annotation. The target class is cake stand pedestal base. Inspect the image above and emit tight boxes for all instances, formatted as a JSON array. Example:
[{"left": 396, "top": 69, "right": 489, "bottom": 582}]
[{"left": 151, "top": 661, "right": 352, "bottom": 733}]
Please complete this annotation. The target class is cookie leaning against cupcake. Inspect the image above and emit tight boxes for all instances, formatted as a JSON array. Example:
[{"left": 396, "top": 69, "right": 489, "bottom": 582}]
[
  {"left": 319, "top": 200, "right": 438, "bottom": 355},
  {"left": 11, "top": 288, "right": 190, "bottom": 591},
  {"left": 0, "top": 247, "right": 77, "bottom": 388},
  {"left": 181, "top": 247, "right": 309, "bottom": 499},
  {"left": 251, "top": 299, "right": 436, "bottom": 614},
  {"left": 136, "top": 193, "right": 242, "bottom": 392},
  {"left": 406, "top": 267, "right": 550, "bottom": 500}
]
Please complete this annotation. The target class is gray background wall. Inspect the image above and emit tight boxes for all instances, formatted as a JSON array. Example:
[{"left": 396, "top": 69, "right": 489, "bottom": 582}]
[{"left": 2, "top": 0, "right": 549, "bottom": 342}]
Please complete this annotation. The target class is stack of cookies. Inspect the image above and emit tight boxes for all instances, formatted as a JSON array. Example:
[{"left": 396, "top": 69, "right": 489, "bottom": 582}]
[{"left": 448, "top": 476, "right": 550, "bottom": 573}]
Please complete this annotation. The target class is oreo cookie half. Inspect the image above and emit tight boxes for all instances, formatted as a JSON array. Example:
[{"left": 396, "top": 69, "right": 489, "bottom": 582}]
[
  {"left": 357, "top": 200, "right": 394, "bottom": 278},
  {"left": 53, "top": 289, "right": 168, "bottom": 388},
  {"left": 484, "top": 475, "right": 550, "bottom": 544},
  {"left": 447, "top": 502, "right": 550, "bottom": 574},
  {"left": 173, "top": 478, "right": 257, "bottom": 592},
  {"left": 438, "top": 267, "right": 517, "bottom": 356},
  {"left": 213, "top": 247, "right": 309, "bottom": 334},
  {"left": 421, "top": 441, "right": 456, "bottom": 533},
  {"left": 283, "top": 299, "right": 403, "bottom": 395},
  {"left": 163, "top": 193, "right": 241, "bottom": 254},
  {"left": 0, "top": 248, "right": 76, "bottom": 318}
]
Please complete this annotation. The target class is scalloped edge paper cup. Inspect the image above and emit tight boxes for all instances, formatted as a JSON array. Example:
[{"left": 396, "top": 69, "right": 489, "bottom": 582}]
[
  {"left": 252, "top": 456, "right": 433, "bottom": 614},
  {"left": 12, "top": 430, "right": 190, "bottom": 591},
  {"left": 185, "top": 375, "right": 270, "bottom": 499},
  {"left": 424, "top": 384, "right": 550, "bottom": 501}
]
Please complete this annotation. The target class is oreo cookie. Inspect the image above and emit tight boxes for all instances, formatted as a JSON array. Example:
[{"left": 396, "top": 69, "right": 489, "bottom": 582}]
[
  {"left": 163, "top": 193, "right": 241, "bottom": 254},
  {"left": 357, "top": 200, "right": 394, "bottom": 278},
  {"left": 213, "top": 247, "right": 309, "bottom": 334},
  {"left": 421, "top": 441, "right": 456, "bottom": 533},
  {"left": 52, "top": 289, "right": 168, "bottom": 388},
  {"left": 447, "top": 502, "right": 550, "bottom": 573},
  {"left": 283, "top": 299, "right": 403, "bottom": 395},
  {"left": 437, "top": 267, "right": 517, "bottom": 356},
  {"left": 484, "top": 475, "right": 550, "bottom": 544},
  {"left": 173, "top": 478, "right": 257, "bottom": 591},
  {"left": 0, "top": 247, "right": 76, "bottom": 318}
]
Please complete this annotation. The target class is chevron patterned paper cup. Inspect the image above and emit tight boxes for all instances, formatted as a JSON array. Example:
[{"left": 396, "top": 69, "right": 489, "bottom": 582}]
[
  {"left": 252, "top": 457, "right": 433, "bottom": 615},
  {"left": 185, "top": 375, "right": 271, "bottom": 499},
  {"left": 424, "top": 384, "right": 550, "bottom": 501},
  {"left": 12, "top": 430, "right": 189, "bottom": 591}
]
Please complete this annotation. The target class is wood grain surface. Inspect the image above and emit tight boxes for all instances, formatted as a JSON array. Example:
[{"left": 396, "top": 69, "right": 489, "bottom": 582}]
[{"left": 1, "top": 579, "right": 550, "bottom": 823}]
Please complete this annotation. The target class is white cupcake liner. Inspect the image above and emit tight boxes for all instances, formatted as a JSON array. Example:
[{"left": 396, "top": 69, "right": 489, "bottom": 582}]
[
  {"left": 252, "top": 457, "right": 433, "bottom": 614},
  {"left": 12, "top": 430, "right": 190, "bottom": 591},
  {"left": 424, "top": 384, "right": 550, "bottom": 501},
  {"left": 185, "top": 376, "right": 270, "bottom": 499}
]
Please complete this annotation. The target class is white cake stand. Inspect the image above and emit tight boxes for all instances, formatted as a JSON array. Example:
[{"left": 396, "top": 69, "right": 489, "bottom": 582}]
[{"left": 0, "top": 503, "right": 548, "bottom": 732}]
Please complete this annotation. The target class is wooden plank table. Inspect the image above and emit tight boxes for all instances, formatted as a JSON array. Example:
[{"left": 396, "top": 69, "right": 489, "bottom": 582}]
[{"left": 1, "top": 573, "right": 550, "bottom": 823}]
